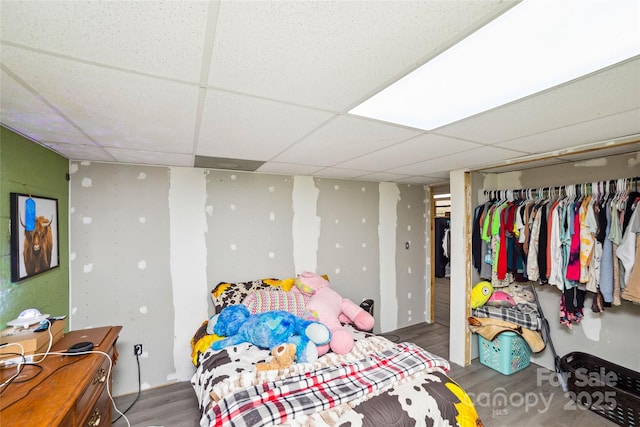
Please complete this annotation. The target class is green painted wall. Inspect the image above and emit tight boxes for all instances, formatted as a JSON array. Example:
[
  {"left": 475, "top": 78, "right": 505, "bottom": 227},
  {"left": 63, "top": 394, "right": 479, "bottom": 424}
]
[{"left": 0, "top": 126, "right": 69, "bottom": 329}]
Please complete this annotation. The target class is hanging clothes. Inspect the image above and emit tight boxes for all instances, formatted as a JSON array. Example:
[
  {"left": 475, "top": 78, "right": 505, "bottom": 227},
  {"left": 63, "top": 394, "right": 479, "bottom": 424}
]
[
  {"left": 434, "top": 217, "right": 450, "bottom": 278},
  {"left": 472, "top": 177, "right": 640, "bottom": 326},
  {"left": 617, "top": 196, "right": 640, "bottom": 286}
]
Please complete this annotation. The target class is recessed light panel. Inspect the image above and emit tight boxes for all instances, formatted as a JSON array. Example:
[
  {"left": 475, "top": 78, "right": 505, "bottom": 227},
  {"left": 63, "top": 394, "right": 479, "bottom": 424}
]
[{"left": 350, "top": 0, "right": 640, "bottom": 130}]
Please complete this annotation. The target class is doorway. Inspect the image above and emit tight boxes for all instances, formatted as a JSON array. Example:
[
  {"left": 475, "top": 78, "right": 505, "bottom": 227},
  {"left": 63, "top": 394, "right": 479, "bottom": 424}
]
[{"left": 433, "top": 187, "right": 450, "bottom": 327}]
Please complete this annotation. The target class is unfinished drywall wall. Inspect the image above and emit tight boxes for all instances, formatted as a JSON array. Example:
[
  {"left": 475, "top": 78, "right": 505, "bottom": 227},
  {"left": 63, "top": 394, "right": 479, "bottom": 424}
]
[
  {"left": 292, "top": 176, "right": 321, "bottom": 273},
  {"left": 395, "top": 184, "right": 428, "bottom": 328},
  {"left": 205, "top": 170, "right": 296, "bottom": 288},
  {"left": 169, "top": 168, "right": 209, "bottom": 382},
  {"left": 315, "top": 179, "right": 380, "bottom": 315},
  {"left": 70, "top": 162, "right": 430, "bottom": 395},
  {"left": 378, "top": 182, "right": 400, "bottom": 332},
  {"left": 69, "top": 161, "right": 174, "bottom": 394}
]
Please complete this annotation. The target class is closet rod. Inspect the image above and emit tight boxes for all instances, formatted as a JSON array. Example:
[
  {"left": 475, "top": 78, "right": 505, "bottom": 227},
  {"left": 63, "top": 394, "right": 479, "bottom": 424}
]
[{"left": 482, "top": 176, "right": 639, "bottom": 199}]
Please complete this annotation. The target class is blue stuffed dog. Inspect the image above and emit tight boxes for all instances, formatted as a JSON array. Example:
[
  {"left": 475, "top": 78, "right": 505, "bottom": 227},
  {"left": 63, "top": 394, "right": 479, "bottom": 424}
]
[{"left": 210, "top": 304, "right": 330, "bottom": 363}]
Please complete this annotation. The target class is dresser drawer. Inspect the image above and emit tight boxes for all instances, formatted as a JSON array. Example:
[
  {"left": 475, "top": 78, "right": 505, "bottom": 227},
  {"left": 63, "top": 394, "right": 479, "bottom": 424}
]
[
  {"left": 74, "top": 354, "right": 111, "bottom": 424},
  {"left": 77, "top": 380, "right": 112, "bottom": 427}
]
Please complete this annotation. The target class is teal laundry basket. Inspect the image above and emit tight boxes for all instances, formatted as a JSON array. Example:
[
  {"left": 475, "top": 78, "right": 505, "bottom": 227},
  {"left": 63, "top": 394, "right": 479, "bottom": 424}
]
[{"left": 478, "top": 331, "right": 531, "bottom": 375}]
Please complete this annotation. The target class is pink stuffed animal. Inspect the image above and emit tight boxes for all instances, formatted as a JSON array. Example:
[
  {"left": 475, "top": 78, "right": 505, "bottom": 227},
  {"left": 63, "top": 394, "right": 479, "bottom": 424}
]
[{"left": 295, "top": 271, "right": 374, "bottom": 355}]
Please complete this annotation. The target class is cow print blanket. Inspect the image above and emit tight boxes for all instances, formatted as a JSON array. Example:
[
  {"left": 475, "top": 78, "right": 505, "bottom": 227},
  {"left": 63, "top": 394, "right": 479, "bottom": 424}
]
[{"left": 191, "top": 326, "right": 482, "bottom": 427}]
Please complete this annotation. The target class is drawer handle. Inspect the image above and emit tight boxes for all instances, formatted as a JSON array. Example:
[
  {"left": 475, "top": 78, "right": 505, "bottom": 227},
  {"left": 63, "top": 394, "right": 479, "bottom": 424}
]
[
  {"left": 87, "top": 409, "right": 101, "bottom": 426},
  {"left": 93, "top": 368, "right": 107, "bottom": 384}
]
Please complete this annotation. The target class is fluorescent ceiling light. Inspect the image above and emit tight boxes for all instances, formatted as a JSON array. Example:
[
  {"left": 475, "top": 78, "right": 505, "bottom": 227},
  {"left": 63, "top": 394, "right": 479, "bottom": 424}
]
[
  {"left": 350, "top": 0, "right": 640, "bottom": 131},
  {"left": 434, "top": 193, "right": 451, "bottom": 199}
]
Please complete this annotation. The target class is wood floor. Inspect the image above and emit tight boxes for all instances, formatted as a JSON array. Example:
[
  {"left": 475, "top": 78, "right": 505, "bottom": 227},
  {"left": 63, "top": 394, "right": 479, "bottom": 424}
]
[
  {"left": 434, "top": 276, "right": 450, "bottom": 327},
  {"left": 113, "top": 286, "right": 615, "bottom": 427}
]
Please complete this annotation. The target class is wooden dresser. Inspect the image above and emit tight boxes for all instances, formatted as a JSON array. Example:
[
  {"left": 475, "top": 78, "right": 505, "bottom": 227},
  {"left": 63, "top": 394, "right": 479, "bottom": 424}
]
[{"left": 0, "top": 325, "right": 122, "bottom": 427}]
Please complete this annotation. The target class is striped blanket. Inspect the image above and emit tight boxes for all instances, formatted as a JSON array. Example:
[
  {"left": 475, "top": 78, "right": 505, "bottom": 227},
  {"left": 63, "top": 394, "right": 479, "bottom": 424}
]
[{"left": 210, "top": 342, "right": 449, "bottom": 427}]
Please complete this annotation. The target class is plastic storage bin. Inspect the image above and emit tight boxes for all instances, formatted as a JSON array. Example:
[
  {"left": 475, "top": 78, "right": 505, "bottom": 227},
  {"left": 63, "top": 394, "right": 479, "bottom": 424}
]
[
  {"left": 478, "top": 331, "right": 531, "bottom": 375},
  {"left": 561, "top": 352, "right": 640, "bottom": 426}
]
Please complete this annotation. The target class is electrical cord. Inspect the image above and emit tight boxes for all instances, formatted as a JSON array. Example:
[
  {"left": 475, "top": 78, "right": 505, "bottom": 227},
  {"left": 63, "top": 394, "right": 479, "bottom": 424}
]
[
  {"left": 0, "top": 352, "right": 89, "bottom": 404},
  {"left": 0, "top": 318, "right": 54, "bottom": 390},
  {"left": 0, "top": 348, "right": 132, "bottom": 427},
  {"left": 0, "top": 342, "right": 27, "bottom": 391},
  {"left": 31, "top": 319, "right": 54, "bottom": 363},
  {"left": 112, "top": 353, "right": 141, "bottom": 424},
  {"left": 0, "top": 351, "right": 43, "bottom": 388}
]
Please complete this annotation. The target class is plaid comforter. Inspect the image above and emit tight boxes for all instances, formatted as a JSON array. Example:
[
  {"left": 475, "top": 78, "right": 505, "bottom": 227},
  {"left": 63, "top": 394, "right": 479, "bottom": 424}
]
[{"left": 210, "top": 342, "right": 448, "bottom": 427}]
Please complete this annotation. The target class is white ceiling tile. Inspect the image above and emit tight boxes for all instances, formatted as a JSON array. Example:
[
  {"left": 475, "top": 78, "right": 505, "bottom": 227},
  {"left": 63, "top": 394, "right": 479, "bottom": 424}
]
[
  {"left": 337, "top": 133, "right": 483, "bottom": 171},
  {"left": 437, "top": 58, "right": 640, "bottom": 144},
  {"left": 104, "top": 147, "right": 194, "bottom": 167},
  {"left": 1, "top": 0, "right": 637, "bottom": 182},
  {"left": 423, "top": 171, "right": 451, "bottom": 180},
  {"left": 197, "top": 90, "right": 334, "bottom": 160},
  {"left": 495, "top": 109, "right": 640, "bottom": 154},
  {"left": 354, "top": 172, "right": 415, "bottom": 183},
  {"left": 403, "top": 176, "right": 447, "bottom": 185},
  {"left": 2, "top": 46, "right": 199, "bottom": 153},
  {"left": 389, "top": 146, "right": 525, "bottom": 175},
  {"left": 0, "top": 0, "right": 209, "bottom": 82},
  {"left": 208, "top": 0, "right": 516, "bottom": 110},
  {"left": 313, "top": 168, "right": 369, "bottom": 180},
  {"left": 274, "top": 116, "right": 421, "bottom": 166},
  {"left": 0, "top": 69, "right": 97, "bottom": 145},
  {"left": 39, "top": 142, "right": 114, "bottom": 162},
  {"left": 257, "top": 162, "right": 325, "bottom": 176}
]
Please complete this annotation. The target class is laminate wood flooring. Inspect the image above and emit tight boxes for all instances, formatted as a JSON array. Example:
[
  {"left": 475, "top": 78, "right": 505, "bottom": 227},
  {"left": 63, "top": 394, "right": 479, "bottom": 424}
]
[
  {"left": 434, "top": 276, "right": 450, "bottom": 327},
  {"left": 113, "top": 322, "right": 616, "bottom": 427}
]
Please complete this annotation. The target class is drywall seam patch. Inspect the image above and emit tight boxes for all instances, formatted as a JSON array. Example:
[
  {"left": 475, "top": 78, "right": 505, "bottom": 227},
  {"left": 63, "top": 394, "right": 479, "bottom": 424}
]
[
  {"left": 169, "top": 167, "right": 208, "bottom": 381},
  {"left": 379, "top": 182, "right": 399, "bottom": 332},
  {"left": 292, "top": 176, "right": 320, "bottom": 273}
]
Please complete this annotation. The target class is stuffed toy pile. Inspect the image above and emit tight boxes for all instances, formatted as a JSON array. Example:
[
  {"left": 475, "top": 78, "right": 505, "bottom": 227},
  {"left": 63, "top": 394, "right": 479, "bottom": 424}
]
[
  {"left": 209, "top": 304, "right": 330, "bottom": 363},
  {"left": 295, "top": 271, "right": 374, "bottom": 355}
]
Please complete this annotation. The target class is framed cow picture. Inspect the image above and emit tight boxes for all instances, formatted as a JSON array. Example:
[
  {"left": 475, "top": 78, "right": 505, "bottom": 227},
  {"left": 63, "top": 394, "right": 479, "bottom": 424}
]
[{"left": 10, "top": 193, "right": 60, "bottom": 282}]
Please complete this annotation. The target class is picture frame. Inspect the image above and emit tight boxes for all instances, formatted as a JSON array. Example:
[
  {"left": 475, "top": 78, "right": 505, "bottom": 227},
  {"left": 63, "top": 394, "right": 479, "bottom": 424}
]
[{"left": 10, "top": 192, "right": 60, "bottom": 282}]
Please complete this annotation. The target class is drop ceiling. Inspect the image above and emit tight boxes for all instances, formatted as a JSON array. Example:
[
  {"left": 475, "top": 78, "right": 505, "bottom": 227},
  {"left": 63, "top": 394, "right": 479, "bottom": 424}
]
[{"left": 1, "top": 1, "right": 639, "bottom": 185}]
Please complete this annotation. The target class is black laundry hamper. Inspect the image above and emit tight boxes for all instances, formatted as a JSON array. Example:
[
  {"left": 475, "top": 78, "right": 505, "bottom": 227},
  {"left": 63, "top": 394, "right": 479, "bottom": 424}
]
[{"left": 561, "top": 352, "right": 640, "bottom": 427}]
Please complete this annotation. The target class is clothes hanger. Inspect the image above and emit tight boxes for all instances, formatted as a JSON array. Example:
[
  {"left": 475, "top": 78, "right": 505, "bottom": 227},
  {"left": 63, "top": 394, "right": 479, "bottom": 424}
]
[
  {"left": 592, "top": 181, "right": 600, "bottom": 202},
  {"left": 618, "top": 178, "right": 629, "bottom": 211}
]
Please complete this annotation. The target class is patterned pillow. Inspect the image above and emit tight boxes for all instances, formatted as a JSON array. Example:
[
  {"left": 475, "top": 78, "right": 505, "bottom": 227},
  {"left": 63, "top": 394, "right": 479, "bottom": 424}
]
[
  {"left": 210, "top": 279, "right": 277, "bottom": 314},
  {"left": 243, "top": 289, "right": 310, "bottom": 317}
]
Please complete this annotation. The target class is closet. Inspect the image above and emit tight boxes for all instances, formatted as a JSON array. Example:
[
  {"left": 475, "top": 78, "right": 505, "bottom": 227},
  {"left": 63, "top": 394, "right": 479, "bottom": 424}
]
[
  {"left": 467, "top": 151, "right": 640, "bottom": 373},
  {"left": 473, "top": 177, "right": 639, "bottom": 326}
]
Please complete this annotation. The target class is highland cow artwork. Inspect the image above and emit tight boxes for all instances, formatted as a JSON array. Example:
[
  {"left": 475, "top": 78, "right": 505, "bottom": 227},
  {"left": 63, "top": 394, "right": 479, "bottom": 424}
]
[{"left": 10, "top": 193, "right": 59, "bottom": 282}]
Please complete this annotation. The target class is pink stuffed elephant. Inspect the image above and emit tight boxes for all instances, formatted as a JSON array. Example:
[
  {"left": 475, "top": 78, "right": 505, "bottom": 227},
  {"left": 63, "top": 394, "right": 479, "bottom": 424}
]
[{"left": 295, "top": 271, "right": 375, "bottom": 354}]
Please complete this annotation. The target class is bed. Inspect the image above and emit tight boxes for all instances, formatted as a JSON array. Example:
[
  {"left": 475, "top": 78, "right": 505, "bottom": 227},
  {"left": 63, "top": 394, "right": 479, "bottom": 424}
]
[{"left": 190, "top": 279, "right": 483, "bottom": 427}]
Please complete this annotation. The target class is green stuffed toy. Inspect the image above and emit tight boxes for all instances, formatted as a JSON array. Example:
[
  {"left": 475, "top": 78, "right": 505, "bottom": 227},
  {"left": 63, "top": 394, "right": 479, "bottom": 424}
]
[{"left": 210, "top": 304, "right": 330, "bottom": 363}]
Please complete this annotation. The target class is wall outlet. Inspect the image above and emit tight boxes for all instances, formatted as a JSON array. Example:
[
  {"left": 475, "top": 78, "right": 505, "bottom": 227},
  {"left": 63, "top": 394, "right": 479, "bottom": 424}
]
[{"left": 134, "top": 344, "right": 143, "bottom": 356}]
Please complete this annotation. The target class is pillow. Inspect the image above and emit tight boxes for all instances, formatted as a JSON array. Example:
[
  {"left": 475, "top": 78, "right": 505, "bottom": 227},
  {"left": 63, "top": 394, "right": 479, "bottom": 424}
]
[
  {"left": 211, "top": 279, "right": 278, "bottom": 314},
  {"left": 485, "top": 290, "right": 516, "bottom": 308},
  {"left": 243, "top": 289, "right": 310, "bottom": 317}
]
